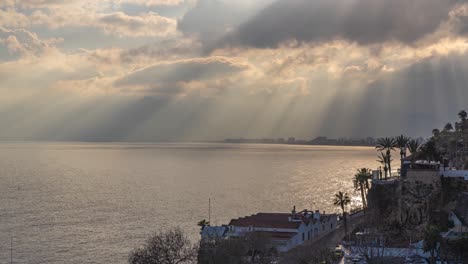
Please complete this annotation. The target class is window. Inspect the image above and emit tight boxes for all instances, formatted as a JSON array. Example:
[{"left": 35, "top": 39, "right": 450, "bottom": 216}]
[
  {"left": 307, "top": 231, "right": 310, "bottom": 240},
  {"left": 302, "top": 233, "right": 305, "bottom": 241},
  {"left": 331, "top": 223, "right": 333, "bottom": 229}
]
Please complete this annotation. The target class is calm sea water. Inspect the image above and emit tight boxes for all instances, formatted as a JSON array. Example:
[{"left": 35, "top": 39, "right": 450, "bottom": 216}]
[{"left": 0, "top": 142, "right": 377, "bottom": 263}]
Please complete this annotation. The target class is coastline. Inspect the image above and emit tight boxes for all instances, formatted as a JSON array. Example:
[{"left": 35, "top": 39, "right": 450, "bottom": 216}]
[{"left": 210, "top": 141, "right": 375, "bottom": 148}]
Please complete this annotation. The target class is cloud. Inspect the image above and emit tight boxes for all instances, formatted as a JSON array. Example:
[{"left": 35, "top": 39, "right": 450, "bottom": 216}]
[
  {"left": 119, "top": 38, "right": 200, "bottom": 64},
  {"left": 115, "top": 56, "right": 249, "bottom": 94},
  {"left": 98, "top": 12, "right": 177, "bottom": 37},
  {"left": 0, "top": 27, "right": 61, "bottom": 57},
  {"left": 0, "top": 2, "right": 179, "bottom": 38},
  {"left": 0, "top": 8, "right": 30, "bottom": 28},
  {"left": 213, "top": 0, "right": 465, "bottom": 50},
  {"left": 448, "top": 3, "right": 468, "bottom": 36},
  {"left": 178, "top": 0, "right": 274, "bottom": 45},
  {"left": 0, "top": 0, "right": 77, "bottom": 9},
  {"left": 2, "top": 0, "right": 468, "bottom": 142},
  {"left": 28, "top": 8, "right": 178, "bottom": 37},
  {"left": 119, "top": 0, "right": 185, "bottom": 7}
]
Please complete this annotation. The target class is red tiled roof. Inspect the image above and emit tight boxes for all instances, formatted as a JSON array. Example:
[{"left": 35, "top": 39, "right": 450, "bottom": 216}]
[
  {"left": 228, "top": 213, "right": 330, "bottom": 229},
  {"left": 228, "top": 211, "right": 337, "bottom": 230},
  {"left": 229, "top": 213, "right": 301, "bottom": 229}
]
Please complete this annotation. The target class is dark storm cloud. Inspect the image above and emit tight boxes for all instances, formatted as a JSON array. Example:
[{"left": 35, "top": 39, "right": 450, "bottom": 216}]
[
  {"left": 178, "top": 0, "right": 273, "bottom": 45},
  {"left": 214, "top": 0, "right": 464, "bottom": 49},
  {"left": 178, "top": 0, "right": 241, "bottom": 40}
]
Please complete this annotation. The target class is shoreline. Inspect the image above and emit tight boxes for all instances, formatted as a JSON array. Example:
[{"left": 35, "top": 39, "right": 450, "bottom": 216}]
[{"left": 211, "top": 141, "right": 375, "bottom": 148}]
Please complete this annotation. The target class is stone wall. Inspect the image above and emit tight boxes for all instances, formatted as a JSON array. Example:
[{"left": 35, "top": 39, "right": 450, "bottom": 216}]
[{"left": 406, "top": 170, "right": 440, "bottom": 187}]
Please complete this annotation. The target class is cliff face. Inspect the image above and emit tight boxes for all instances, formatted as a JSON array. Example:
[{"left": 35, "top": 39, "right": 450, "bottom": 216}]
[
  {"left": 366, "top": 175, "right": 442, "bottom": 243},
  {"left": 366, "top": 173, "right": 468, "bottom": 244},
  {"left": 400, "top": 180, "right": 440, "bottom": 227},
  {"left": 367, "top": 181, "right": 399, "bottom": 222},
  {"left": 368, "top": 178, "right": 439, "bottom": 226}
]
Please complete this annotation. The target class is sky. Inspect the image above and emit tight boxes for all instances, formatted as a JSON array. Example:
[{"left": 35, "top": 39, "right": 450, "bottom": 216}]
[{"left": 1, "top": 0, "right": 468, "bottom": 142}]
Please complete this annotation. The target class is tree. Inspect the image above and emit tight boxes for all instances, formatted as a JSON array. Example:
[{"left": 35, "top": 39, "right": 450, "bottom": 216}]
[
  {"left": 407, "top": 139, "right": 421, "bottom": 155},
  {"left": 198, "top": 233, "right": 274, "bottom": 264},
  {"left": 375, "top": 137, "right": 396, "bottom": 152},
  {"left": 377, "top": 152, "right": 389, "bottom": 179},
  {"left": 444, "top": 122, "right": 454, "bottom": 132},
  {"left": 333, "top": 191, "right": 351, "bottom": 236},
  {"left": 354, "top": 168, "right": 371, "bottom": 209},
  {"left": 198, "top": 237, "right": 248, "bottom": 264},
  {"left": 420, "top": 139, "right": 440, "bottom": 162},
  {"left": 128, "top": 228, "right": 198, "bottom": 264},
  {"left": 458, "top": 110, "right": 467, "bottom": 122},
  {"left": 395, "top": 135, "right": 410, "bottom": 159},
  {"left": 198, "top": 219, "right": 210, "bottom": 230},
  {"left": 386, "top": 150, "right": 394, "bottom": 178},
  {"left": 376, "top": 138, "right": 396, "bottom": 177},
  {"left": 432, "top": 129, "right": 440, "bottom": 138},
  {"left": 423, "top": 225, "right": 441, "bottom": 264}
]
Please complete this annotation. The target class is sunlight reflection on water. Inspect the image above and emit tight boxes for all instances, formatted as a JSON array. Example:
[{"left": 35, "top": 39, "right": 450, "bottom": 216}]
[{"left": 0, "top": 142, "right": 378, "bottom": 263}]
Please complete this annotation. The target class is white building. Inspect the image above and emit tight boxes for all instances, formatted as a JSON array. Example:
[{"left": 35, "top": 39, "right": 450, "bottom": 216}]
[
  {"left": 220, "top": 208, "right": 338, "bottom": 252},
  {"left": 440, "top": 168, "right": 468, "bottom": 181},
  {"left": 200, "top": 225, "right": 228, "bottom": 241}
]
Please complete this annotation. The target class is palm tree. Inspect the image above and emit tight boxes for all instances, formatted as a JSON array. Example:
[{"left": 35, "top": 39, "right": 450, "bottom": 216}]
[
  {"left": 377, "top": 152, "right": 389, "bottom": 179},
  {"left": 458, "top": 110, "right": 467, "bottom": 122},
  {"left": 421, "top": 139, "right": 440, "bottom": 162},
  {"left": 407, "top": 139, "right": 421, "bottom": 155},
  {"left": 387, "top": 150, "right": 394, "bottom": 177},
  {"left": 333, "top": 191, "right": 351, "bottom": 236},
  {"left": 197, "top": 219, "right": 210, "bottom": 230},
  {"left": 423, "top": 225, "right": 442, "bottom": 264},
  {"left": 376, "top": 137, "right": 396, "bottom": 177},
  {"left": 444, "top": 122, "right": 454, "bottom": 132},
  {"left": 375, "top": 137, "right": 396, "bottom": 152},
  {"left": 353, "top": 168, "right": 371, "bottom": 209},
  {"left": 395, "top": 135, "right": 410, "bottom": 159}
]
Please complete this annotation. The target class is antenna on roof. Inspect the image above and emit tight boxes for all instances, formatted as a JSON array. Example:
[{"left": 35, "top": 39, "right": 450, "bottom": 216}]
[{"left": 209, "top": 198, "right": 211, "bottom": 225}]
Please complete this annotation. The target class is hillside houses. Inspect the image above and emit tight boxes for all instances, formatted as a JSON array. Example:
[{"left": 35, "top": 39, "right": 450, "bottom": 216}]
[{"left": 201, "top": 208, "right": 338, "bottom": 252}]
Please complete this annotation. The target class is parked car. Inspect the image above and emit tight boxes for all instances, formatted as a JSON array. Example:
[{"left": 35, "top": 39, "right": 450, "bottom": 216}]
[
  {"left": 344, "top": 254, "right": 367, "bottom": 264},
  {"left": 405, "top": 254, "right": 428, "bottom": 264},
  {"left": 333, "top": 246, "right": 344, "bottom": 260}
]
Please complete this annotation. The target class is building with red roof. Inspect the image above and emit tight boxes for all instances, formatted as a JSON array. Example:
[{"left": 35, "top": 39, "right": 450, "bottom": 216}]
[{"left": 203, "top": 207, "right": 338, "bottom": 252}]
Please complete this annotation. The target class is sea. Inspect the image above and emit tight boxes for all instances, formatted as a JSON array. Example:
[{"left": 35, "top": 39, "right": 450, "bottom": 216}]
[{"left": 0, "top": 142, "right": 378, "bottom": 263}]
